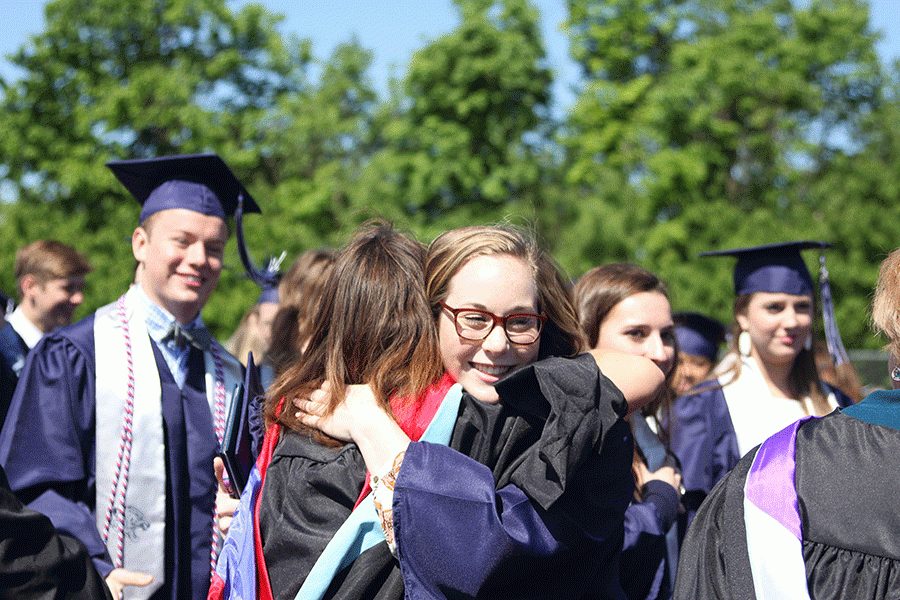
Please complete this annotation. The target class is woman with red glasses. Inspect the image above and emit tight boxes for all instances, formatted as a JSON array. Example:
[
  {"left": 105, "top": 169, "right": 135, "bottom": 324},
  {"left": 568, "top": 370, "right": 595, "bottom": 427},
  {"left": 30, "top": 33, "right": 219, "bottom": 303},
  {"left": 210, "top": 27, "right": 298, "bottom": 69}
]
[{"left": 292, "top": 225, "right": 664, "bottom": 599}]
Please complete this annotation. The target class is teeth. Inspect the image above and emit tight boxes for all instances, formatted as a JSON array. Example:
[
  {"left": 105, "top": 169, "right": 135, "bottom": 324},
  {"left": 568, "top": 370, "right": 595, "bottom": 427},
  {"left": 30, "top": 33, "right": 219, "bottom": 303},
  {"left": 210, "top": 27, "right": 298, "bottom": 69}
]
[{"left": 474, "top": 364, "right": 510, "bottom": 376}]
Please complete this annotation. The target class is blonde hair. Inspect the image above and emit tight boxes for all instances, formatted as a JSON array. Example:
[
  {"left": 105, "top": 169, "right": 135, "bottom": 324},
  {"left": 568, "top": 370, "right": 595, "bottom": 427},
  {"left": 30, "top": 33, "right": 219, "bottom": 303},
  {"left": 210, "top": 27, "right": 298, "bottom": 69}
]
[
  {"left": 425, "top": 225, "right": 582, "bottom": 360},
  {"left": 268, "top": 249, "right": 336, "bottom": 374},
  {"left": 873, "top": 247, "right": 900, "bottom": 360}
]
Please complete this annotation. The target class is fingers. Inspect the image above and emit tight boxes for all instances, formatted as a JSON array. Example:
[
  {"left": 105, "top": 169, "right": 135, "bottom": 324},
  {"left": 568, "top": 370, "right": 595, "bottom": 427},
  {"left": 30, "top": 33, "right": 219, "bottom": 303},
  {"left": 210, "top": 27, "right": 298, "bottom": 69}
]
[
  {"left": 106, "top": 568, "right": 153, "bottom": 599},
  {"left": 294, "top": 397, "right": 326, "bottom": 421}
]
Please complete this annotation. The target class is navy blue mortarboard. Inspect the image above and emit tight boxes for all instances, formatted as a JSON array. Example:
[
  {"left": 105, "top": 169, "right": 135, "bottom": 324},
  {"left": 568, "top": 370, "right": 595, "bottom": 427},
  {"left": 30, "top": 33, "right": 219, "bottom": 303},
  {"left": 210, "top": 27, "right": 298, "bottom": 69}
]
[
  {"left": 699, "top": 240, "right": 828, "bottom": 297},
  {"left": 673, "top": 312, "right": 727, "bottom": 362},
  {"left": 106, "top": 153, "right": 261, "bottom": 222},
  {"left": 701, "top": 240, "right": 850, "bottom": 367}
]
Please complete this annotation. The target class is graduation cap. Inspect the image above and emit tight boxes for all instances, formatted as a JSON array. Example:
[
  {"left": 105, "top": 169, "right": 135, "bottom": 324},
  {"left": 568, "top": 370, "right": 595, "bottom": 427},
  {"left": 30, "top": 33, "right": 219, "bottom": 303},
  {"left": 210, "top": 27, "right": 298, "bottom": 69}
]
[
  {"left": 673, "top": 312, "right": 727, "bottom": 362},
  {"left": 700, "top": 240, "right": 850, "bottom": 366},
  {"left": 106, "top": 153, "right": 261, "bottom": 223}
]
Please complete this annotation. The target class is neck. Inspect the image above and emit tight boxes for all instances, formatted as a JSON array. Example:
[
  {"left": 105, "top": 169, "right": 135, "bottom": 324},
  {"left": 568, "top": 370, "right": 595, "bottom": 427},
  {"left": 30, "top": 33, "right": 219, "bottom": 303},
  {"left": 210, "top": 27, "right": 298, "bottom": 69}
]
[
  {"left": 19, "top": 301, "right": 50, "bottom": 334},
  {"left": 749, "top": 350, "right": 796, "bottom": 399}
]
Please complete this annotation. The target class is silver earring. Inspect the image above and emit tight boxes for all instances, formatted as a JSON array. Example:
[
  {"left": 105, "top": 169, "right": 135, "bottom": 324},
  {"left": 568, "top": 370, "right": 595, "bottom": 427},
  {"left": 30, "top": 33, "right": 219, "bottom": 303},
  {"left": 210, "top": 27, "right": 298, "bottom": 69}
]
[
  {"left": 804, "top": 335, "right": 812, "bottom": 351},
  {"left": 738, "top": 330, "right": 752, "bottom": 356}
]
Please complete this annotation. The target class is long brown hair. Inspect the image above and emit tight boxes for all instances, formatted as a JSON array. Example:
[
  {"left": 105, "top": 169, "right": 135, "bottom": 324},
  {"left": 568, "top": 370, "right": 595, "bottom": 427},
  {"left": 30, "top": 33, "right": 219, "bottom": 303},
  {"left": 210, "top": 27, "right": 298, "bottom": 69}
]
[
  {"left": 425, "top": 224, "right": 582, "bottom": 360},
  {"left": 264, "top": 222, "right": 444, "bottom": 438}
]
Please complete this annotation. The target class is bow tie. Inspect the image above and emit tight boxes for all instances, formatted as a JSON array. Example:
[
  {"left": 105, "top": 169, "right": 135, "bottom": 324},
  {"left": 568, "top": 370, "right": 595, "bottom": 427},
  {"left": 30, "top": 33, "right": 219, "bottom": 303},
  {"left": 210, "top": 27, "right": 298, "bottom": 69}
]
[{"left": 162, "top": 322, "right": 211, "bottom": 350}]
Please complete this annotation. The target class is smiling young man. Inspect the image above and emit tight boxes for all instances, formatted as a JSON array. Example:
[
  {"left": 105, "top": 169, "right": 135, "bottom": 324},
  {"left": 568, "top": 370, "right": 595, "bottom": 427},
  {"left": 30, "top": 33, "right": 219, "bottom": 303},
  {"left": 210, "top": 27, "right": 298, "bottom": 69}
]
[
  {"left": 0, "top": 155, "right": 257, "bottom": 600},
  {"left": 0, "top": 240, "right": 91, "bottom": 427}
]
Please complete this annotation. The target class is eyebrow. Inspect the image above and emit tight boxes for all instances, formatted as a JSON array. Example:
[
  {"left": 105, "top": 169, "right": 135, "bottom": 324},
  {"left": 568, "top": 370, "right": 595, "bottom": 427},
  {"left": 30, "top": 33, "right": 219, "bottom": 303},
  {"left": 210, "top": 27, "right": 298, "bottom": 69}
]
[{"left": 458, "top": 302, "right": 540, "bottom": 313}]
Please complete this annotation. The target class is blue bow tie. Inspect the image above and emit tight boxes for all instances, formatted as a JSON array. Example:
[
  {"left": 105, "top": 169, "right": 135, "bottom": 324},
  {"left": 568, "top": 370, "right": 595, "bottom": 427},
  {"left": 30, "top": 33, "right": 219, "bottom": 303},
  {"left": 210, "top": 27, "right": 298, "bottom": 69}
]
[{"left": 162, "top": 322, "right": 211, "bottom": 350}]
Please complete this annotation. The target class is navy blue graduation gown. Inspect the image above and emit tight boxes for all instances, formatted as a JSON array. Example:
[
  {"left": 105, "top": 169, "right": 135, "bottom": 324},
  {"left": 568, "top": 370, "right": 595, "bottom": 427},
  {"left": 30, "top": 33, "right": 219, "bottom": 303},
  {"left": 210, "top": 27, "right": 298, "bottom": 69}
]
[
  {"left": 0, "top": 322, "right": 28, "bottom": 428},
  {"left": 668, "top": 381, "right": 852, "bottom": 526},
  {"left": 259, "top": 353, "right": 634, "bottom": 600},
  {"left": 674, "top": 392, "right": 900, "bottom": 599},
  {"left": 0, "top": 313, "right": 223, "bottom": 600}
]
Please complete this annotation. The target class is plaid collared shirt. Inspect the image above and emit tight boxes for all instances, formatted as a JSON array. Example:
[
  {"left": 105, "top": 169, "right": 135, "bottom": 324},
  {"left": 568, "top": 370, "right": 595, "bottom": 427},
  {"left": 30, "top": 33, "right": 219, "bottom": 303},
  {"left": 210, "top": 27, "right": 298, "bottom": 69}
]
[{"left": 136, "top": 285, "right": 204, "bottom": 389}]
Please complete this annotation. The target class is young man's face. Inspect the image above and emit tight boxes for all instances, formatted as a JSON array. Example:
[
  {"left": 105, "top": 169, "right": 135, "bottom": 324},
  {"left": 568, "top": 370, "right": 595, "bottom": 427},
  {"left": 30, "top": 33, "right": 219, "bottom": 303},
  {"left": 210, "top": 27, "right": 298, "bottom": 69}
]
[
  {"left": 132, "top": 208, "right": 229, "bottom": 324},
  {"left": 22, "top": 274, "right": 86, "bottom": 333}
]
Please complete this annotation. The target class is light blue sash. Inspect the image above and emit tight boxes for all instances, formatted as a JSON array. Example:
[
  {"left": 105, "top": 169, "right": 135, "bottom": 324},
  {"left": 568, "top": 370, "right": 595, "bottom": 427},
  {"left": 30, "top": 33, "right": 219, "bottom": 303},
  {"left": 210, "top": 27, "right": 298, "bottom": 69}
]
[{"left": 295, "top": 384, "right": 463, "bottom": 600}]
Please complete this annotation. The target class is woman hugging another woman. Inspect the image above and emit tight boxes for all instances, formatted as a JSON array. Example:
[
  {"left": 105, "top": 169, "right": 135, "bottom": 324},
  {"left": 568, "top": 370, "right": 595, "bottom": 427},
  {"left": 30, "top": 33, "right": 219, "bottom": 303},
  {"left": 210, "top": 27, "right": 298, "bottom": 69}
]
[{"left": 213, "top": 222, "right": 664, "bottom": 600}]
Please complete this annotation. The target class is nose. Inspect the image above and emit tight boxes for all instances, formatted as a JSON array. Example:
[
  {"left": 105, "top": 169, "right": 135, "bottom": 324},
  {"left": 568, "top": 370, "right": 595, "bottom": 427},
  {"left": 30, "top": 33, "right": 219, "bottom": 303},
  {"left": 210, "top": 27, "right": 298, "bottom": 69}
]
[
  {"left": 480, "top": 323, "right": 511, "bottom": 354},
  {"left": 186, "top": 241, "right": 208, "bottom": 266},
  {"left": 645, "top": 334, "right": 672, "bottom": 371},
  {"left": 70, "top": 290, "right": 84, "bottom": 306},
  {"left": 783, "top": 306, "right": 800, "bottom": 328}
]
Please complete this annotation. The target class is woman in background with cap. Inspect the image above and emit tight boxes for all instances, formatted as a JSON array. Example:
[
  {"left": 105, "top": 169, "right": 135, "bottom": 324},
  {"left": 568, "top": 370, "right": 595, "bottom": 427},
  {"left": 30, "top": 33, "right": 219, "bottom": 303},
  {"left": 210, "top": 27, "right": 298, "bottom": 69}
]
[
  {"left": 674, "top": 246, "right": 900, "bottom": 600},
  {"left": 668, "top": 242, "right": 853, "bottom": 522}
]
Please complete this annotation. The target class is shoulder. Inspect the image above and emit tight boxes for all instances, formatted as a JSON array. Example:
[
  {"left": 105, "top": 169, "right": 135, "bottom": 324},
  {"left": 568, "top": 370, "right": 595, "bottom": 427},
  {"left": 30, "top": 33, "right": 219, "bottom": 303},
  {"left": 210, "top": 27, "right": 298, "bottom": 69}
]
[
  {"left": 822, "top": 381, "right": 854, "bottom": 408},
  {"left": 39, "top": 314, "right": 97, "bottom": 360},
  {"left": 674, "top": 381, "right": 727, "bottom": 419}
]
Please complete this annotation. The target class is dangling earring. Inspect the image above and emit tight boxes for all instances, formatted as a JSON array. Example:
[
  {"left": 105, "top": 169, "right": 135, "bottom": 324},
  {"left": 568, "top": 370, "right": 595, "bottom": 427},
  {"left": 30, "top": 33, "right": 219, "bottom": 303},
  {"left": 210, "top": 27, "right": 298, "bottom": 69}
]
[
  {"left": 738, "top": 330, "right": 752, "bottom": 357},
  {"left": 891, "top": 366, "right": 900, "bottom": 382},
  {"left": 804, "top": 335, "right": 812, "bottom": 351}
]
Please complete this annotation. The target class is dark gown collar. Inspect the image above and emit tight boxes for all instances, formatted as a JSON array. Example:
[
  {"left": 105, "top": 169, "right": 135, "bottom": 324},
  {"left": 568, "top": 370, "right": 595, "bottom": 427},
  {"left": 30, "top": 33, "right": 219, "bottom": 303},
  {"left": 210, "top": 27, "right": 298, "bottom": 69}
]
[{"left": 840, "top": 388, "right": 900, "bottom": 430}]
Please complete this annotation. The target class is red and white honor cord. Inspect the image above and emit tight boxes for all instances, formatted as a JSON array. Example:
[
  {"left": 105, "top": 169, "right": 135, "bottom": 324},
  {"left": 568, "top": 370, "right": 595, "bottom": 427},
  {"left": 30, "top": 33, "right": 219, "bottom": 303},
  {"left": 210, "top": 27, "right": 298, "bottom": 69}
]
[
  {"left": 100, "top": 295, "right": 136, "bottom": 568},
  {"left": 100, "top": 294, "right": 227, "bottom": 575},
  {"left": 209, "top": 342, "right": 226, "bottom": 573}
]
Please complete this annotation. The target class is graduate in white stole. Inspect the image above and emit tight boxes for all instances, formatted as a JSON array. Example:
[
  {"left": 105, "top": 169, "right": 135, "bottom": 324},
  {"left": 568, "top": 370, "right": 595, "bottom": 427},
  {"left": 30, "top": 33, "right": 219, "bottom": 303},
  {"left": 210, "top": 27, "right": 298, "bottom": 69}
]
[{"left": 0, "top": 154, "right": 252, "bottom": 600}]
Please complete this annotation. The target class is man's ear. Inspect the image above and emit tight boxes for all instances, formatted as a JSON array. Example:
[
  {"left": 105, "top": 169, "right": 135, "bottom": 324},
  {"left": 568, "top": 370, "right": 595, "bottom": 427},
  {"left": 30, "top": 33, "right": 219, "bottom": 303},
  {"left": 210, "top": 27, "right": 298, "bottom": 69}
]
[
  {"left": 132, "top": 227, "right": 149, "bottom": 264},
  {"left": 20, "top": 273, "right": 39, "bottom": 300}
]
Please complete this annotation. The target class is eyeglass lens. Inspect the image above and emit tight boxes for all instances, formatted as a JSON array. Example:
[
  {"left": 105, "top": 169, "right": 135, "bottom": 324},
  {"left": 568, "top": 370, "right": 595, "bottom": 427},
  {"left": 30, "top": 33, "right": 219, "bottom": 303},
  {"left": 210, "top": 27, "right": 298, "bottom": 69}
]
[{"left": 454, "top": 309, "right": 541, "bottom": 344}]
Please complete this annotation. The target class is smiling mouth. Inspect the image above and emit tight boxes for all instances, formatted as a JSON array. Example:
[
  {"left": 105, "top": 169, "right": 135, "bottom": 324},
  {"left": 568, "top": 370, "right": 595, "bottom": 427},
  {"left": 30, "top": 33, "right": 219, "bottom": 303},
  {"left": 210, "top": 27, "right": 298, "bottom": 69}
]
[
  {"left": 180, "top": 274, "right": 204, "bottom": 285},
  {"left": 471, "top": 363, "right": 513, "bottom": 377}
]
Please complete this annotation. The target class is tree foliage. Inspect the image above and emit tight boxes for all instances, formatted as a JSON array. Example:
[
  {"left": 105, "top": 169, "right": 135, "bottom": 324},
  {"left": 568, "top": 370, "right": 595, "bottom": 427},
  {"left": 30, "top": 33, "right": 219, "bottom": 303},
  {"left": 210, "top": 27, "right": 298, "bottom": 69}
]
[
  {"left": 0, "top": 0, "right": 897, "bottom": 353},
  {"left": 561, "top": 0, "right": 890, "bottom": 348}
]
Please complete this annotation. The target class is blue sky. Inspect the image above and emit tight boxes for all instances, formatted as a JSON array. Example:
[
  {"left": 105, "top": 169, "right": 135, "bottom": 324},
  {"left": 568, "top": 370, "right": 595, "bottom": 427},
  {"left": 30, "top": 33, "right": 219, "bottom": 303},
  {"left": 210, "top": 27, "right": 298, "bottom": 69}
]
[{"left": 0, "top": 0, "right": 897, "bottom": 115}]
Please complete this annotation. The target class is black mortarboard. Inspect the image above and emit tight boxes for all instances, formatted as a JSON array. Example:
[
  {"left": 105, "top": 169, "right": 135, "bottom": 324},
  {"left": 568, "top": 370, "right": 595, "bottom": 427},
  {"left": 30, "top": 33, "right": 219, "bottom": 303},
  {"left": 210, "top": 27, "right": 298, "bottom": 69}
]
[
  {"left": 106, "top": 153, "right": 261, "bottom": 222},
  {"left": 673, "top": 312, "right": 727, "bottom": 362},
  {"left": 699, "top": 241, "right": 828, "bottom": 297}
]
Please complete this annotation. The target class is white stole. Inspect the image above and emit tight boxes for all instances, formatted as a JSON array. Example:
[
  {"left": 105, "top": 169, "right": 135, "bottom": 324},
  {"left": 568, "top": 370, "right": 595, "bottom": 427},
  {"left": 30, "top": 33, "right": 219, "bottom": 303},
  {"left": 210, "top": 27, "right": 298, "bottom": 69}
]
[
  {"left": 94, "top": 286, "right": 243, "bottom": 598},
  {"left": 721, "top": 356, "right": 837, "bottom": 456},
  {"left": 95, "top": 287, "right": 166, "bottom": 599}
]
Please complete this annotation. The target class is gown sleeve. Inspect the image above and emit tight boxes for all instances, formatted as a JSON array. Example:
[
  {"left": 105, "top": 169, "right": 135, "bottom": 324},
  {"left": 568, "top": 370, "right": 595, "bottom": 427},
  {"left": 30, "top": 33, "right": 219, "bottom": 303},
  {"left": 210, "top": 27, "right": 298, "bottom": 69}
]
[
  {"left": 391, "top": 353, "right": 634, "bottom": 600},
  {"left": 672, "top": 448, "right": 758, "bottom": 600},
  {"left": 0, "top": 464, "right": 112, "bottom": 600},
  {"left": 668, "top": 385, "right": 739, "bottom": 519},
  {"left": 0, "top": 325, "right": 112, "bottom": 578},
  {"left": 620, "top": 480, "right": 680, "bottom": 600}
]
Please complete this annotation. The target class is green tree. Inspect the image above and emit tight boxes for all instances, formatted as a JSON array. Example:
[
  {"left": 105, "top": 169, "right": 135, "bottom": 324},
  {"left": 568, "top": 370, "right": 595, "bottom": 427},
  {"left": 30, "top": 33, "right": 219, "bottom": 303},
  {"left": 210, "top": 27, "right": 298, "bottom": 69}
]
[
  {"left": 0, "top": 0, "right": 304, "bottom": 334},
  {"left": 353, "top": 0, "right": 557, "bottom": 239},
  {"left": 561, "top": 0, "right": 888, "bottom": 349}
]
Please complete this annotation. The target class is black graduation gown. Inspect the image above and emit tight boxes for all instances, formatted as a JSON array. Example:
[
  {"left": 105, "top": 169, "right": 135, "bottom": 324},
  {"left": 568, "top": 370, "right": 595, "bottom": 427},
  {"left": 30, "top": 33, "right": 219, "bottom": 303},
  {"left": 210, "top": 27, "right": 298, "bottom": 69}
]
[
  {"left": 259, "top": 353, "right": 634, "bottom": 600},
  {"left": 674, "top": 393, "right": 900, "bottom": 600},
  {"left": 0, "top": 313, "right": 224, "bottom": 600},
  {"left": 0, "top": 463, "right": 112, "bottom": 600}
]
